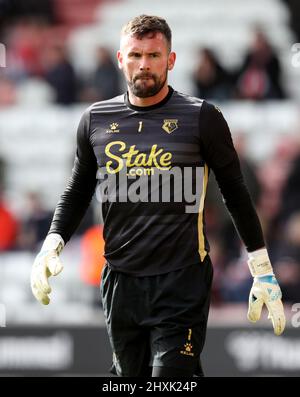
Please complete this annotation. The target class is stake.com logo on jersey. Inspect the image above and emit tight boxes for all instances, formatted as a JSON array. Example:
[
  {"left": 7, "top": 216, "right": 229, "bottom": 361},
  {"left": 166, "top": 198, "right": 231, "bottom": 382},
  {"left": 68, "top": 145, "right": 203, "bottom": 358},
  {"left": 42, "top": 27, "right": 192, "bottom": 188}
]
[{"left": 104, "top": 140, "right": 172, "bottom": 175}]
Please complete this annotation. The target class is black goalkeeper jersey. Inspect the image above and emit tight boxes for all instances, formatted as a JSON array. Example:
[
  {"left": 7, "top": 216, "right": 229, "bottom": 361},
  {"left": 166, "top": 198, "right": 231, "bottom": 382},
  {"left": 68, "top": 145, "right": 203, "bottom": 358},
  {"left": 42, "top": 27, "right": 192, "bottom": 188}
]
[{"left": 49, "top": 87, "right": 265, "bottom": 276}]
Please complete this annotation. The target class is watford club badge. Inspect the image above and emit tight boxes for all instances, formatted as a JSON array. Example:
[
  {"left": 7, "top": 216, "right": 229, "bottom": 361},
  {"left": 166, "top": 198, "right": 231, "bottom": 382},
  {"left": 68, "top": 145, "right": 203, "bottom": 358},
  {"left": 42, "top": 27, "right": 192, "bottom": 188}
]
[{"left": 162, "top": 119, "right": 178, "bottom": 134}]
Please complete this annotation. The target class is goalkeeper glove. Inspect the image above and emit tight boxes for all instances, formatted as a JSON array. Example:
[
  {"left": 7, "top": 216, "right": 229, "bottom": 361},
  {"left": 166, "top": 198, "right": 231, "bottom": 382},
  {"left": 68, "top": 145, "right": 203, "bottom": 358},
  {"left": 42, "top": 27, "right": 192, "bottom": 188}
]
[
  {"left": 31, "top": 234, "right": 64, "bottom": 305},
  {"left": 247, "top": 248, "right": 286, "bottom": 336}
]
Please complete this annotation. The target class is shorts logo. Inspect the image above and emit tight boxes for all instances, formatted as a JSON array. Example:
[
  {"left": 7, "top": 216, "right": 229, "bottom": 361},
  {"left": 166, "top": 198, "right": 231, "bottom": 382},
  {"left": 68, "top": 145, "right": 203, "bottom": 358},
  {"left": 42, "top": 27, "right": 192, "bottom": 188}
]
[
  {"left": 106, "top": 123, "right": 120, "bottom": 133},
  {"left": 180, "top": 328, "right": 194, "bottom": 357},
  {"left": 162, "top": 119, "right": 178, "bottom": 134}
]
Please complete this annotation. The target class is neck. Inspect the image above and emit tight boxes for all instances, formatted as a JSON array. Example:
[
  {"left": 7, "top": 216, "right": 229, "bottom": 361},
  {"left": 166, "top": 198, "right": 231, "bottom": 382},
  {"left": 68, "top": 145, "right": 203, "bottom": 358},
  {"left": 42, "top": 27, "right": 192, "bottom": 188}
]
[{"left": 128, "top": 84, "right": 169, "bottom": 107}]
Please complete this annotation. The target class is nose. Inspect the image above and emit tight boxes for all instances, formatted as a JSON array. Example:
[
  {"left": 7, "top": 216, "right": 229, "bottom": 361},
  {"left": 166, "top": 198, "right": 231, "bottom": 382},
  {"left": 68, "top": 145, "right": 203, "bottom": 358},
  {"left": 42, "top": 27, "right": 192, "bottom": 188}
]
[{"left": 139, "top": 56, "right": 150, "bottom": 71}]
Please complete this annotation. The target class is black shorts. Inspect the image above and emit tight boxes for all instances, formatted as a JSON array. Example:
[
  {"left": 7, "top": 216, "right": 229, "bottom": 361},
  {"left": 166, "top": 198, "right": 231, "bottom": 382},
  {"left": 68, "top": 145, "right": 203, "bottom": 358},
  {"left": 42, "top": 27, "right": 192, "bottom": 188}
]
[{"left": 100, "top": 257, "right": 213, "bottom": 377}]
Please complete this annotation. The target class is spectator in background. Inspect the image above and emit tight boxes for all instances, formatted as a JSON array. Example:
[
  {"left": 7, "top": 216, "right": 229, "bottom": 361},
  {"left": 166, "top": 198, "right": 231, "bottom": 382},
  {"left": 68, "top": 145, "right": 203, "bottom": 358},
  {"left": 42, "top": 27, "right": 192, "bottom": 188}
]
[
  {"left": 79, "top": 224, "right": 106, "bottom": 306},
  {"left": 0, "top": 0, "right": 55, "bottom": 23},
  {"left": 193, "top": 48, "right": 232, "bottom": 101},
  {"left": 269, "top": 142, "right": 300, "bottom": 302},
  {"left": 93, "top": 47, "right": 121, "bottom": 100},
  {"left": 0, "top": 156, "right": 5, "bottom": 189},
  {"left": 80, "top": 47, "right": 121, "bottom": 102},
  {"left": 278, "top": 148, "right": 300, "bottom": 223},
  {"left": 273, "top": 213, "right": 300, "bottom": 303},
  {"left": 258, "top": 135, "right": 300, "bottom": 255},
  {"left": 0, "top": 189, "right": 18, "bottom": 251},
  {"left": 17, "top": 191, "right": 94, "bottom": 252},
  {"left": 5, "top": 20, "right": 50, "bottom": 80},
  {"left": 0, "top": 0, "right": 55, "bottom": 38},
  {"left": 17, "top": 192, "right": 52, "bottom": 251},
  {"left": 235, "top": 29, "right": 286, "bottom": 100},
  {"left": 0, "top": 77, "right": 17, "bottom": 107},
  {"left": 43, "top": 45, "right": 77, "bottom": 104},
  {"left": 283, "top": 0, "right": 300, "bottom": 42}
]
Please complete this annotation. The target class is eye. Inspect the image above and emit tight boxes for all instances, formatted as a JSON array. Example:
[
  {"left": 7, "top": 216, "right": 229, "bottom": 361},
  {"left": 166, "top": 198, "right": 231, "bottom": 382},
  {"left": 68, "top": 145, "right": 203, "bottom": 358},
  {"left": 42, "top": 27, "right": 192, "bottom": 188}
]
[{"left": 129, "top": 52, "right": 141, "bottom": 58}]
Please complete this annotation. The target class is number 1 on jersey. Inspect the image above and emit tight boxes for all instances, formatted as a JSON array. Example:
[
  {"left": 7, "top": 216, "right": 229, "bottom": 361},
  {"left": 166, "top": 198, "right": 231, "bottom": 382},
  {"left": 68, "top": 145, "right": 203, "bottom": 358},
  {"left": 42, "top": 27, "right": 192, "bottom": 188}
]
[{"left": 138, "top": 121, "right": 143, "bottom": 132}]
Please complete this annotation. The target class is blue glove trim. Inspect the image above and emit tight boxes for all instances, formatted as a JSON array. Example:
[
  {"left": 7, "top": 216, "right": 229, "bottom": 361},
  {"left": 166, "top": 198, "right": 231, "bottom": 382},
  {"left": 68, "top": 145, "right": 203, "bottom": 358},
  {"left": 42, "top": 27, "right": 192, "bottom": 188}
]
[{"left": 257, "top": 275, "right": 278, "bottom": 285}]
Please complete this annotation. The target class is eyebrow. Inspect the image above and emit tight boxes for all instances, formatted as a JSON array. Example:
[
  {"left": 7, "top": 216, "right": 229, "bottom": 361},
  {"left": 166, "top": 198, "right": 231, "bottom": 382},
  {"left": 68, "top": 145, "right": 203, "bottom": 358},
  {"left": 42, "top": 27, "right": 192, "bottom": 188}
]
[{"left": 128, "top": 50, "right": 161, "bottom": 56}]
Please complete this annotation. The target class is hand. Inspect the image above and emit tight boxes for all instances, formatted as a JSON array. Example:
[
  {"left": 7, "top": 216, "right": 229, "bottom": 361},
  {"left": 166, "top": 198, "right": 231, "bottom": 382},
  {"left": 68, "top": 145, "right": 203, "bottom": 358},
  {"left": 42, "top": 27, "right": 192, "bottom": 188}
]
[
  {"left": 31, "top": 234, "right": 64, "bottom": 305},
  {"left": 248, "top": 275, "right": 285, "bottom": 336},
  {"left": 247, "top": 248, "right": 285, "bottom": 336}
]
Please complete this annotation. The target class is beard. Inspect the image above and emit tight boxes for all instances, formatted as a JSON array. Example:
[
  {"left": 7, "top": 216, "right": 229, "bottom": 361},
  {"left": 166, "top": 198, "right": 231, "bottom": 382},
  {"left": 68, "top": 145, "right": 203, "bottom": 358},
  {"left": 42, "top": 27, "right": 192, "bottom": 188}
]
[{"left": 127, "top": 68, "right": 168, "bottom": 98}]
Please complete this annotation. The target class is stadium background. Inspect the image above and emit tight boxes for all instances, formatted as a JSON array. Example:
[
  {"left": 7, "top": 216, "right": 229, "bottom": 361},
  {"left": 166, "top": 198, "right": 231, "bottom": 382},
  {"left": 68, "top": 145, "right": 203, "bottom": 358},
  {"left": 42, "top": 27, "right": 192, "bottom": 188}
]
[{"left": 0, "top": 0, "right": 300, "bottom": 376}]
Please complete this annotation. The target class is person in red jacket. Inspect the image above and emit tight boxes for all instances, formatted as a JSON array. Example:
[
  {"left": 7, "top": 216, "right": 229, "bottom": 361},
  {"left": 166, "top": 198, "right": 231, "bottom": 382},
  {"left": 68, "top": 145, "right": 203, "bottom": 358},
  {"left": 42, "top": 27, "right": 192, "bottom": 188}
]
[{"left": 0, "top": 191, "right": 18, "bottom": 251}]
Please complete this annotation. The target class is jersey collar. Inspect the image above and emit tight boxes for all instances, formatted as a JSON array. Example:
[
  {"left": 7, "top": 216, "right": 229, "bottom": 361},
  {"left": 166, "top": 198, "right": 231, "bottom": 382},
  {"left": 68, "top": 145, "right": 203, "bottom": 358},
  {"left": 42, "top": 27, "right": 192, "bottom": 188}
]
[{"left": 124, "top": 86, "right": 174, "bottom": 111}]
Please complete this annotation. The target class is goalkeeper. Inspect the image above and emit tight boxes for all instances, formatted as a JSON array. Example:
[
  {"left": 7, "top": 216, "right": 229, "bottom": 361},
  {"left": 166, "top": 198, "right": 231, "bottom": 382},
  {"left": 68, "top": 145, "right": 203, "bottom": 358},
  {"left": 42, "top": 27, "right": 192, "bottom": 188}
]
[{"left": 31, "top": 14, "right": 285, "bottom": 377}]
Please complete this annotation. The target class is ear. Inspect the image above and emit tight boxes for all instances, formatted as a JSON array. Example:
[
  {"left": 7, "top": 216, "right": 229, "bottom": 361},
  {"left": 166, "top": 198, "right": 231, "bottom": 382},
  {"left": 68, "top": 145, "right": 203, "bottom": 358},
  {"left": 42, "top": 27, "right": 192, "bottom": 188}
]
[
  {"left": 117, "top": 50, "right": 123, "bottom": 70},
  {"left": 168, "top": 51, "right": 176, "bottom": 71}
]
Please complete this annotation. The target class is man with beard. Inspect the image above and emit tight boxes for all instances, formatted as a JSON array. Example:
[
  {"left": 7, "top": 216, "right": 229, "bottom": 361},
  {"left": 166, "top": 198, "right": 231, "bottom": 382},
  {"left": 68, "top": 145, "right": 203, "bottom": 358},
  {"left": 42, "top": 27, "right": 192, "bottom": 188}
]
[{"left": 31, "top": 15, "right": 285, "bottom": 377}]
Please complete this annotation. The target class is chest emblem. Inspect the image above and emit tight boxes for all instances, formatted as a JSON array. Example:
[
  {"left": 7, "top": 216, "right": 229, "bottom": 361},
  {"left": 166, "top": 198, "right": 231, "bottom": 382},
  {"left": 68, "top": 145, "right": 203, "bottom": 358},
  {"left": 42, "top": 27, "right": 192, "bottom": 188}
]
[{"left": 162, "top": 119, "right": 178, "bottom": 134}]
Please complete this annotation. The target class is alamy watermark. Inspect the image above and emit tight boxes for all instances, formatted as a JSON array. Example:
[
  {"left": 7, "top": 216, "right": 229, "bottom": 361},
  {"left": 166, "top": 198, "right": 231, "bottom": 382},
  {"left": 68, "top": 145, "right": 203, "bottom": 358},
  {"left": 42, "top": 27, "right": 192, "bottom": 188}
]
[
  {"left": 95, "top": 165, "right": 204, "bottom": 214},
  {"left": 0, "top": 303, "right": 6, "bottom": 327},
  {"left": 0, "top": 43, "right": 6, "bottom": 67},
  {"left": 291, "top": 303, "right": 300, "bottom": 328},
  {"left": 291, "top": 43, "right": 300, "bottom": 68}
]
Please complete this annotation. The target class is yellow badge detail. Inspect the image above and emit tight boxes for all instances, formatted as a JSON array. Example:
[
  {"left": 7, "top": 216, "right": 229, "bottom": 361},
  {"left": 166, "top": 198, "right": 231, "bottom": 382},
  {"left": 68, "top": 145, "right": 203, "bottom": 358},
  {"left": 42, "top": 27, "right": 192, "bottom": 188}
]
[
  {"left": 162, "top": 119, "right": 178, "bottom": 134},
  {"left": 180, "top": 328, "right": 194, "bottom": 357},
  {"left": 105, "top": 140, "right": 172, "bottom": 174}
]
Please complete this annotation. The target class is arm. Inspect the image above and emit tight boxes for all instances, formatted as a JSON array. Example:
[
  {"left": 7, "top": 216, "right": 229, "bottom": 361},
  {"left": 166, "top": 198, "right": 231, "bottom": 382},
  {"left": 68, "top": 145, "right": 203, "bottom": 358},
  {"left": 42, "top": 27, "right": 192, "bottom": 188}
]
[
  {"left": 31, "top": 108, "right": 98, "bottom": 305},
  {"left": 49, "top": 108, "right": 98, "bottom": 242},
  {"left": 199, "top": 101, "right": 285, "bottom": 335}
]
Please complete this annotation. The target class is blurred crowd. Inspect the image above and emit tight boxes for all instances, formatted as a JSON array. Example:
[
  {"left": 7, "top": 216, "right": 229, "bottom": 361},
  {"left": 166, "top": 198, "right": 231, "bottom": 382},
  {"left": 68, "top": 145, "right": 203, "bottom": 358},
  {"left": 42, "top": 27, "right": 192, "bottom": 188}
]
[
  {"left": 0, "top": 0, "right": 122, "bottom": 106},
  {"left": 0, "top": 0, "right": 291, "bottom": 107},
  {"left": 1, "top": 1, "right": 300, "bottom": 306},
  {"left": 193, "top": 29, "right": 286, "bottom": 101},
  {"left": 0, "top": 22, "right": 288, "bottom": 107},
  {"left": 0, "top": 21, "right": 122, "bottom": 106}
]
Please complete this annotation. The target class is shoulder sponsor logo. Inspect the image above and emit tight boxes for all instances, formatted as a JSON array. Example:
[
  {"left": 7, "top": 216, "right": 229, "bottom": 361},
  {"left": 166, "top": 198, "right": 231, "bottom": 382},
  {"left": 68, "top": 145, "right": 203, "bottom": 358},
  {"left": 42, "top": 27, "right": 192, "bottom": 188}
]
[{"left": 106, "top": 123, "right": 120, "bottom": 133}]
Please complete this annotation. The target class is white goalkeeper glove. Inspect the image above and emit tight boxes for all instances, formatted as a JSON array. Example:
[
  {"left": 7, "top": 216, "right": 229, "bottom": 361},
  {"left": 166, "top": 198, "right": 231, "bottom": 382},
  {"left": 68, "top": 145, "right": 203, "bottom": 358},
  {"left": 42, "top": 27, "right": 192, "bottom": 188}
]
[
  {"left": 247, "top": 248, "right": 286, "bottom": 336},
  {"left": 31, "top": 234, "right": 65, "bottom": 305}
]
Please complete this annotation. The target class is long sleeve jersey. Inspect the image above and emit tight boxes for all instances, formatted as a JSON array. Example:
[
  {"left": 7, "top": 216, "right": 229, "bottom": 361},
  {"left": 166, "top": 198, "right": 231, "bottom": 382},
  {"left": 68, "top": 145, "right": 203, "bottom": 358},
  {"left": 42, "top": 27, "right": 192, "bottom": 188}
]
[{"left": 49, "top": 87, "right": 264, "bottom": 275}]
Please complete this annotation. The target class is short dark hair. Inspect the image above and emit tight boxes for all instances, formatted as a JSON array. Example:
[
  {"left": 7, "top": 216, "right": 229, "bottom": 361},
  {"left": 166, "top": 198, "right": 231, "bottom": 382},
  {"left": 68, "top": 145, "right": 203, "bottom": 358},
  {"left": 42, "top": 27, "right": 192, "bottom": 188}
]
[{"left": 121, "top": 15, "right": 172, "bottom": 50}]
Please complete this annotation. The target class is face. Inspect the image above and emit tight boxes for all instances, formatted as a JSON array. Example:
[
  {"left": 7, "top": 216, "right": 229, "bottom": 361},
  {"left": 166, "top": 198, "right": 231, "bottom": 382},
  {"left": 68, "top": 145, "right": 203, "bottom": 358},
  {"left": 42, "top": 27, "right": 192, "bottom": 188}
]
[{"left": 117, "top": 32, "right": 176, "bottom": 98}]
